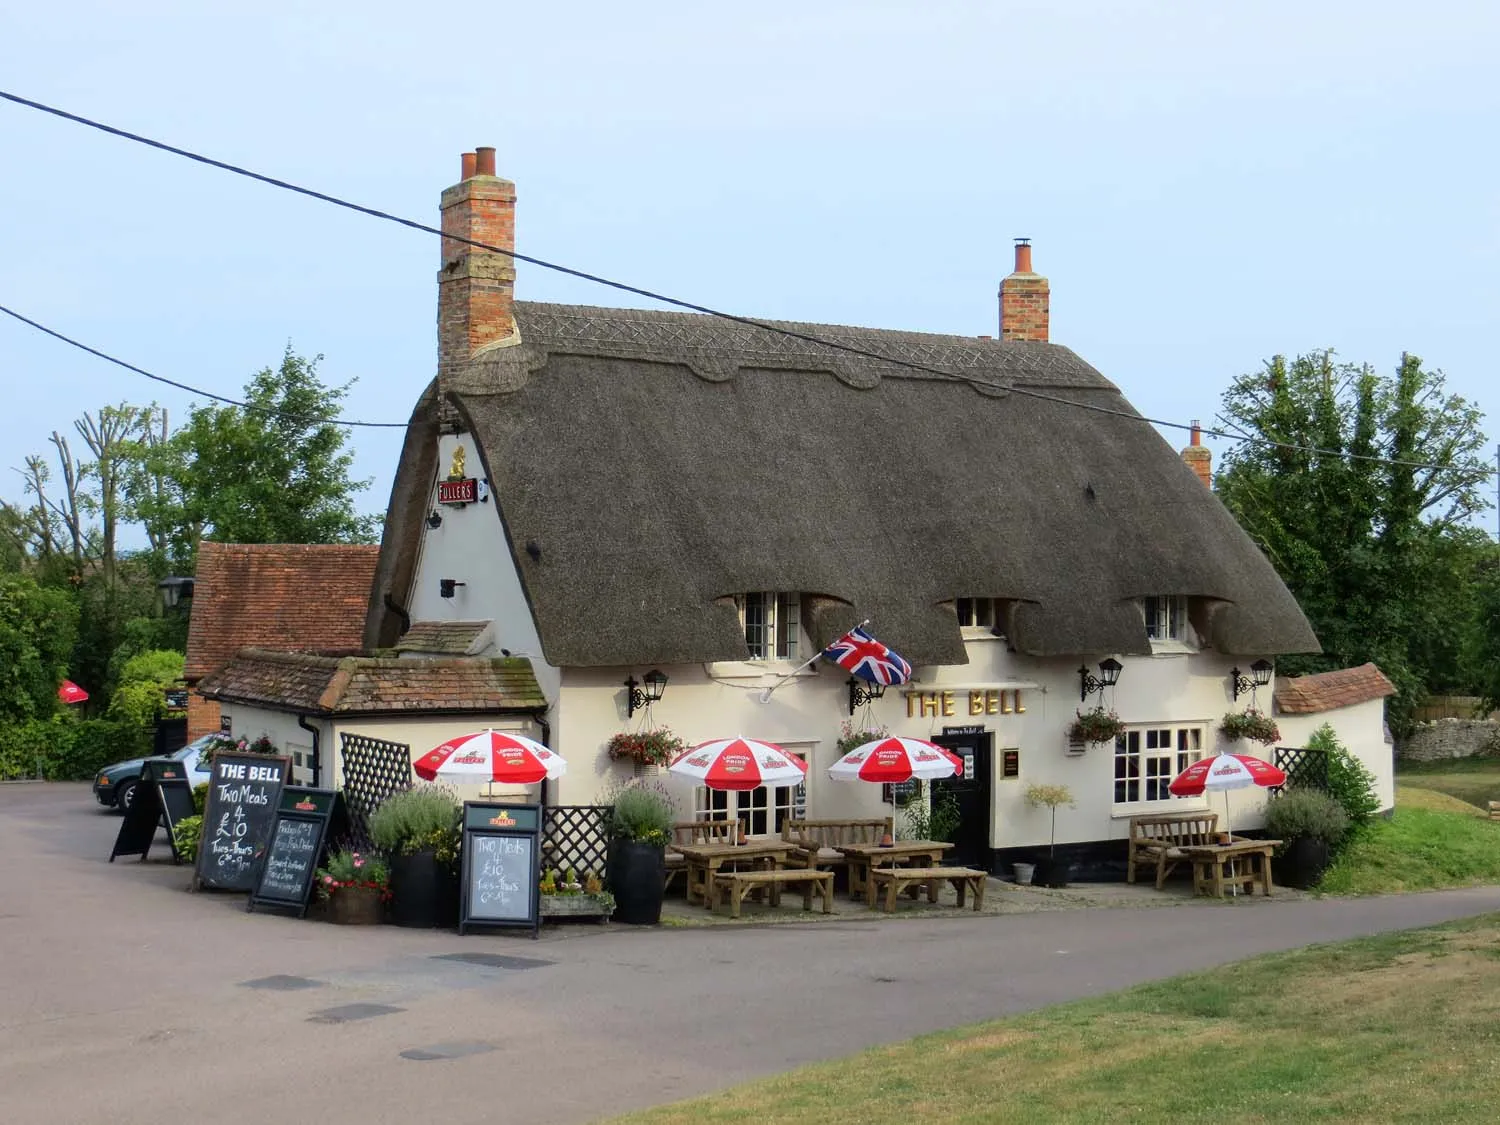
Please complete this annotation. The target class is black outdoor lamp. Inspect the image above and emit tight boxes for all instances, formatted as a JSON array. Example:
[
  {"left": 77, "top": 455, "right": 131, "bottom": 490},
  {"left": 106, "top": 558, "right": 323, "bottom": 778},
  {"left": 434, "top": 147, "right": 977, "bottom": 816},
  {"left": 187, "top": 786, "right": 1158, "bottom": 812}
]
[
  {"left": 157, "top": 576, "right": 195, "bottom": 610},
  {"left": 439, "top": 578, "right": 466, "bottom": 599},
  {"left": 1231, "top": 659, "right": 1274, "bottom": 701},
  {"left": 1078, "top": 657, "right": 1124, "bottom": 702},
  {"left": 848, "top": 677, "right": 887, "bottom": 715},
  {"left": 426, "top": 509, "right": 444, "bottom": 529},
  {"left": 625, "top": 670, "right": 669, "bottom": 718}
]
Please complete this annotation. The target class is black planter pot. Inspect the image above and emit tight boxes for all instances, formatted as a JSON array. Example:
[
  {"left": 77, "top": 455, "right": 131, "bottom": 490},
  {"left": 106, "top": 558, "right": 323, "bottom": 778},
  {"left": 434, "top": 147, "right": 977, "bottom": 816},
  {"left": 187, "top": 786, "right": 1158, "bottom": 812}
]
[
  {"left": 389, "top": 849, "right": 459, "bottom": 928},
  {"left": 1034, "top": 856, "right": 1073, "bottom": 888},
  {"left": 607, "top": 839, "right": 666, "bottom": 925},
  {"left": 1274, "top": 836, "right": 1331, "bottom": 890}
]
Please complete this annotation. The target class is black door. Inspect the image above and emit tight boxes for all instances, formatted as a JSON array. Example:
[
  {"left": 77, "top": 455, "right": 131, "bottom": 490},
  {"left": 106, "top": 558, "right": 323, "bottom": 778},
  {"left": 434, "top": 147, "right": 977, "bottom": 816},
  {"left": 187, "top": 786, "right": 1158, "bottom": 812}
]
[{"left": 931, "top": 732, "right": 993, "bottom": 868}]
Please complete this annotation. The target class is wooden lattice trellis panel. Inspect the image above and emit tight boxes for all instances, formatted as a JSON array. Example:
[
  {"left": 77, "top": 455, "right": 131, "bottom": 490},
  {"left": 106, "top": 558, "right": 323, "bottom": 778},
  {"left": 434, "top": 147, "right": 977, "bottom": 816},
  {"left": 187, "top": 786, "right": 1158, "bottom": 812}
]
[
  {"left": 339, "top": 732, "right": 413, "bottom": 849},
  {"left": 542, "top": 805, "right": 610, "bottom": 883},
  {"left": 1271, "top": 745, "right": 1329, "bottom": 796}
]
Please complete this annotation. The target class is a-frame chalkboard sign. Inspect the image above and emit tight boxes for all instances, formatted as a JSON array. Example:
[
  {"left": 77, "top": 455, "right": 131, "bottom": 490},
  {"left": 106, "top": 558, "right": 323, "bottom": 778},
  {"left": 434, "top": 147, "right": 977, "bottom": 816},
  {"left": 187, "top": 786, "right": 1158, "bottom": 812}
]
[
  {"left": 194, "top": 753, "right": 289, "bottom": 892},
  {"left": 459, "top": 801, "right": 541, "bottom": 938},
  {"left": 109, "top": 756, "right": 192, "bottom": 864},
  {"left": 247, "top": 787, "right": 348, "bottom": 917}
]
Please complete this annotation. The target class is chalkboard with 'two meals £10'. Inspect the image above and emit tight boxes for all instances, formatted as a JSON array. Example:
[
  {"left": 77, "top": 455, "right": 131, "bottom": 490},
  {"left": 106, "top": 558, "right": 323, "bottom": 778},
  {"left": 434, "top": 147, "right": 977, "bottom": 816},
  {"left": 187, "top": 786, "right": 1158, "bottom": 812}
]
[
  {"left": 194, "top": 753, "right": 289, "bottom": 892},
  {"left": 460, "top": 802, "right": 541, "bottom": 938}
]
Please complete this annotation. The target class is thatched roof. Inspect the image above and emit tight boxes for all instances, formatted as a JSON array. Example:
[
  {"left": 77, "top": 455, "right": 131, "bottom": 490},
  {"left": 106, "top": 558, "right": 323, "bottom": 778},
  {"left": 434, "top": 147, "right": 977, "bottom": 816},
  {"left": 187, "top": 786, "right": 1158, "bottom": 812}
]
[{"left": 364, "top": 302, "right": 1319, "bottom": 666}]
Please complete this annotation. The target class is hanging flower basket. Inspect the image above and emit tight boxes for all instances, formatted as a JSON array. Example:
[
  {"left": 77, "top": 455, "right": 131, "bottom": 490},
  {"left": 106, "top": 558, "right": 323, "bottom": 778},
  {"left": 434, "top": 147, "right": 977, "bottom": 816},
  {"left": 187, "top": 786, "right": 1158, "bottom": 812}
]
[
  {"left": 1219, "top": 709, "right": 1280, "bottom": 745},
  {"left": 835, "top": 719, "right": 891, "bottom": 757},
  {"left": 1067, "top": 707, "right": 1125, "bottom": 745},
  {"left": 605, "top": 728, "right": 686, "bottom": 768}
]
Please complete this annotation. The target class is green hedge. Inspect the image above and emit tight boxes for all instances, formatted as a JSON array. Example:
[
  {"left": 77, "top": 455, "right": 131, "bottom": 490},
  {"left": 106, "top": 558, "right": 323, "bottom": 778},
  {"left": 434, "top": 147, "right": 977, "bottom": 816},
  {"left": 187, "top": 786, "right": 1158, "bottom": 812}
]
[{"left": 0, "top": 718, "right": 152, "bottom": 781}]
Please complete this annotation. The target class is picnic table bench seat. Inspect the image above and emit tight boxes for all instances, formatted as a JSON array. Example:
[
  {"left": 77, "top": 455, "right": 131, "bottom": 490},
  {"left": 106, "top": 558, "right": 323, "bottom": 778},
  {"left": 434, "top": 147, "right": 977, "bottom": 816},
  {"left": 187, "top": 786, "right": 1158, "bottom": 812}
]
[
  {"left": 868, "top": 865, "right": 988, "bottom": 913},
  {"left": 781, "top": 817, "right": 894, "bottom": 870},
  {"left": 1126, "top": 812, "right": 1221, "bottom": 889},
  {"left": 712, "top": 868, "right": 835, "bottom": 918},
  {"left": 665, "top": 818, "right": 741, "bottom": 892}
]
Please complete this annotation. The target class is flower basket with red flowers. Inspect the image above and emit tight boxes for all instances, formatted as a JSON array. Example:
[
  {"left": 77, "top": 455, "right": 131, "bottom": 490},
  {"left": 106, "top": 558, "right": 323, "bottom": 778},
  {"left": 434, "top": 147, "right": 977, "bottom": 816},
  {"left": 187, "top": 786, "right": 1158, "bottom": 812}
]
[
  {"left": 605, "top": 728, "right": 686, "bottom": 768},
  {"left": 1219, "top": 709, "right": 1281, "bottom": 745},
  {"left": 315, "top": 849, "right": 391, "bottom": 924}
]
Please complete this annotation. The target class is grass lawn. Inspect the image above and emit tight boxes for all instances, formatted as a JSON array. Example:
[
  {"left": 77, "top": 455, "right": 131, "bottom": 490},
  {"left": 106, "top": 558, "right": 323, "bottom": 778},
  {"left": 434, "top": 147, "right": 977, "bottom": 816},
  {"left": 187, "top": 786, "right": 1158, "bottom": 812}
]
[
  {"left": 610, "top": 916, "right": 1500, "bottom": 1124},
  {"left": 1395, "top": 756, "right": 1500, "bottom": 810}
]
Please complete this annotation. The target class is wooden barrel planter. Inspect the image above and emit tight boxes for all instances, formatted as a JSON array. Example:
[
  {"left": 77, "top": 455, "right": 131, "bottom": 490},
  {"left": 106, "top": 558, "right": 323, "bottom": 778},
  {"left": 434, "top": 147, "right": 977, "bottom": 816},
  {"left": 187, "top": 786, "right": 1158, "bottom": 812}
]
[{"left": 327, "top": 886, "right": 384, "bottom": 925}]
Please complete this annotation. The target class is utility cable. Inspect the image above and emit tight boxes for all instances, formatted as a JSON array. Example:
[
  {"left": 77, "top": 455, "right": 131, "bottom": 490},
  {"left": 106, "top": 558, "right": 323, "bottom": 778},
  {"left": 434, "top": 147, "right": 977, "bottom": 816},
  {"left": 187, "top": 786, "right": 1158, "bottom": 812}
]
[{"left": 0, "top": 88, "right": 1491, "bottom": 475}]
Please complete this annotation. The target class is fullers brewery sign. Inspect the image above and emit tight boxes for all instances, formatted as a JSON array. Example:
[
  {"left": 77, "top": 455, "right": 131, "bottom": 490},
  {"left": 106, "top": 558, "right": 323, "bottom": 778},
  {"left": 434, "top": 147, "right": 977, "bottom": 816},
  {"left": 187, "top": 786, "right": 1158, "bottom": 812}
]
[{"left": 195, "top": 752, "right": 289, "bottom": 892}]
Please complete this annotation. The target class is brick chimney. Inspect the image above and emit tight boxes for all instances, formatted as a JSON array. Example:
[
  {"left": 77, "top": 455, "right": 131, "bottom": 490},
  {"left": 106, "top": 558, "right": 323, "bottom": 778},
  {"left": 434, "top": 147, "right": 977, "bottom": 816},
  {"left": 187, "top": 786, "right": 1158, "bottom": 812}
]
[
  {"left": 998, "top": 238, "right": 1049, "bottom": 342},
  {"left": 438, "top": 147, "right": 516, "bottom": 393},
  {"left": 1181, "top": 420, "right": 1212, "bottom": 488}
]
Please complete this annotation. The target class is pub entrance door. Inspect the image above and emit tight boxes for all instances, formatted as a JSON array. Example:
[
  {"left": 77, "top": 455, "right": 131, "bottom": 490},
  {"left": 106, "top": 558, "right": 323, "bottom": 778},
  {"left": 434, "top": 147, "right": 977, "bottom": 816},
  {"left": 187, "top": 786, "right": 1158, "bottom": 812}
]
[{"left": 931, "top": 730, "right": 994, "bottom": 869}]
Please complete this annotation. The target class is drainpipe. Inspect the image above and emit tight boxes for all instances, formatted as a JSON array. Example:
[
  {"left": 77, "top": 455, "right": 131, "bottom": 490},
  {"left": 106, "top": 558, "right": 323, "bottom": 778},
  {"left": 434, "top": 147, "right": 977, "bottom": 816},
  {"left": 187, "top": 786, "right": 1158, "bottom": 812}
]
[
  {"left": 533, "top": 708, "right": 552, "bottom": 808},
  {"left": 297, "top": 714, "right": 321, "bottom": 788},
  {"left": 383, "top": 593, "right": 412, "bottom": 638}
]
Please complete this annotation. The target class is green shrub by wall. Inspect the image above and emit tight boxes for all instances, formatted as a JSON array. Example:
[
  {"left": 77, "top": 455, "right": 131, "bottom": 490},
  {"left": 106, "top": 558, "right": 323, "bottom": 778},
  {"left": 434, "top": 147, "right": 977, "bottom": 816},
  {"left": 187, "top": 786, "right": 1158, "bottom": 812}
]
[{"left": 0, "top": 718, "right": 152, "bottom": 781}]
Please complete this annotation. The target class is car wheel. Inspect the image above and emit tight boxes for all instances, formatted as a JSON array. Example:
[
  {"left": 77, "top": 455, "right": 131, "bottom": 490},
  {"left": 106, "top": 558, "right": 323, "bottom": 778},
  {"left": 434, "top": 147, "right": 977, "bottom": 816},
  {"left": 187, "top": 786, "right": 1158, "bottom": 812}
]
[{"left": 114, "top": 780, "right": 138, "bottom": 814}]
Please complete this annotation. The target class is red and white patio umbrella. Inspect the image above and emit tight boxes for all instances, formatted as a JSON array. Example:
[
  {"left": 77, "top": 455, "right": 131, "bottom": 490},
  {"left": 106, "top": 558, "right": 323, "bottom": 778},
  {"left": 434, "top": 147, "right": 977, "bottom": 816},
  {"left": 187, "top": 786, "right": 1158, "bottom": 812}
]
[
  {"left": 668, "top": 738, "right": 809, "bottom": 791},
  {"left": 414, "top": 730, "right": 567, "bottom": 785},
  {"left": 827, "top": 737, "right": 965, "bottom": 783},
  {"left": 58, "top": 679, "right": 88, "bottom": 704},
  {"left": 1168, "top": 751, "right": 1286, "bottom": 836}
]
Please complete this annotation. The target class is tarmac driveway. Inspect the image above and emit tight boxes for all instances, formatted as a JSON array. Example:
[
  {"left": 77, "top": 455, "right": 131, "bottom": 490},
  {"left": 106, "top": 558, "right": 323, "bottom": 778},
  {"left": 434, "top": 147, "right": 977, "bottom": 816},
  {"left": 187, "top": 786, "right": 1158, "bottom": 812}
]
[{"left": 4, "top": 782, "right": 1499, "bottom": 1125}]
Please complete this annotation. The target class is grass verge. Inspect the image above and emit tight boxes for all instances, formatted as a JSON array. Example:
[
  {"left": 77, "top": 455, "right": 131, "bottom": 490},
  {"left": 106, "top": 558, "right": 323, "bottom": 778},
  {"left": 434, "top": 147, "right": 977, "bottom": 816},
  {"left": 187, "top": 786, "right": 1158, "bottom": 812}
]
[
  {"left": 610, "top": 916, "right": 1500, "bottom": 1125},
  {"left": 1318, "top": 805, "right": 1500, "bottom": 894}
]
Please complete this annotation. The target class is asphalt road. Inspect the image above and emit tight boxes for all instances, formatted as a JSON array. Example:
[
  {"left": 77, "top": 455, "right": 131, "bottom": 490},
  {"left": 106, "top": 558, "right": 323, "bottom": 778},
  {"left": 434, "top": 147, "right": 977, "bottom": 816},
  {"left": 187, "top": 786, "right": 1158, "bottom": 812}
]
[{"left": 5, "top": 782, "right": 1499, "bottom": 1125}]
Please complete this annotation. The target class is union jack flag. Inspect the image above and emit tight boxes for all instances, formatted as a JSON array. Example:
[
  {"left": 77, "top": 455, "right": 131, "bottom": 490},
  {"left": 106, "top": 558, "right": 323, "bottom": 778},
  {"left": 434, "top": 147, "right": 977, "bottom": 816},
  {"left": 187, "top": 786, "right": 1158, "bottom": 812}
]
[{"left": 822, "top": 626, "right": 912, "bottom": 685}]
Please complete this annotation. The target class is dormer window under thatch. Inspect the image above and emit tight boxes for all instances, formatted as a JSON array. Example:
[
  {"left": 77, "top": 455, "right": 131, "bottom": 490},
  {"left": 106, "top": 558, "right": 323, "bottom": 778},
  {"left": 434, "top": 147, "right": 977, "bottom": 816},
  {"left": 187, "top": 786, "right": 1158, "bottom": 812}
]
[
  {"left": 1143, "top": 595, "right": 1190, "bottom": 644},
  {"left": 735, "top": 592, "right": 802, "bottom": 661}
]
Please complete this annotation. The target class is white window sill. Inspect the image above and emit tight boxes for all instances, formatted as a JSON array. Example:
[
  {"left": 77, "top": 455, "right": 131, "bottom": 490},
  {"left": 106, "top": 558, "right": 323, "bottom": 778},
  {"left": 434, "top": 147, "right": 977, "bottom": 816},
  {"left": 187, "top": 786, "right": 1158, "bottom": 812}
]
[
  {"left": 1110, "top": 802, "right": 1213, "bottom": 819},
  {"left": 1147, "top": 639, "right": 1197, "bottom": 656},
  {"left": 960, "top": 629, "right": 1007, "bottom": 643},
  {"left": 704, "top": 660, "right": 813, "bottom": 682}
]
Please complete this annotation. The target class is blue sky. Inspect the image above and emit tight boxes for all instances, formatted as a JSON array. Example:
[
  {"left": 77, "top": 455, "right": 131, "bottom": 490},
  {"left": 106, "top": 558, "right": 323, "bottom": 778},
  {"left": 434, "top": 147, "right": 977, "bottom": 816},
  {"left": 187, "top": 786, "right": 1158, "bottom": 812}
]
[{"left": 2, "top": 2, "right": 1496, "bottom": 539}]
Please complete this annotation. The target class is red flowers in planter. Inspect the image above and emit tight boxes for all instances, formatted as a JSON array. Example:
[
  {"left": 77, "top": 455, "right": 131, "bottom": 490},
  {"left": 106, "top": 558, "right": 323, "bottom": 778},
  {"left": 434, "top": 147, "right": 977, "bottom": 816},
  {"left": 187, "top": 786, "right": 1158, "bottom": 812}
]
[{"left": 605, "top": 728, "right": 686, "bottom": 767}]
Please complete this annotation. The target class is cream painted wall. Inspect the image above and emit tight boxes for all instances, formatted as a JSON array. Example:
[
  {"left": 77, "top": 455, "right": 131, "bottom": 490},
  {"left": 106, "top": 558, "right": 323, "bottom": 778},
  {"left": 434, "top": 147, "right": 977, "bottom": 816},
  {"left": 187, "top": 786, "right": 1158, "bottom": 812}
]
[
  {"left": 1276, "top": 699, "right": 1396, "bottom": 813},
  {"left": 217, "top": 705, "right": 330, "bottom": 787},
  {"left": 405, "top": 431, "right": 561, "bottom": 709},
  {"left": 551, "top": 636, "right": 1293, "bottom": 849}
]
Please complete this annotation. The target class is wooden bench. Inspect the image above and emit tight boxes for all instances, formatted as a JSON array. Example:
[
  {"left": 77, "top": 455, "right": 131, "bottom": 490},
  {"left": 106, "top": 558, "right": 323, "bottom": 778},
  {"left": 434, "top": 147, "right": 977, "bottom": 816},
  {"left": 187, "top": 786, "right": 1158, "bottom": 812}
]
[
  {"left": 665, "top": 818, "right": 741, "bottom": 893},
  {"left": 712, "top": 869, "right": 834, "bottom": 919},
  {"left": 1489, "top": 801, "right": 1500, "bottom": 821},
  {"left": 782, "top": 817, "right": 894, "bottom": 873},
  {"left": 1127, "top": 812, "right": 1220, "bottom": 889},
  {"left": 868, "top": 866, "right": 988, "bottom": 913}
]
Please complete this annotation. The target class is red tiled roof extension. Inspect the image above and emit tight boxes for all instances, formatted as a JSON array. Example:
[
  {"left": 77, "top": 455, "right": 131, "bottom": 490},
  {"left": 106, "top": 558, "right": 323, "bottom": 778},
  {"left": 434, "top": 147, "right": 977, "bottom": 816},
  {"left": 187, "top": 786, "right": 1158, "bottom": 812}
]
[
  {"left": 184, "top": 542, "right": 381, "bottom": 681},
  {"left": 1274, "top": 662, "right": 1396, "bottom": 715},
  {"left": 196, "top": 650, "right": 545, "bottom": 714}
]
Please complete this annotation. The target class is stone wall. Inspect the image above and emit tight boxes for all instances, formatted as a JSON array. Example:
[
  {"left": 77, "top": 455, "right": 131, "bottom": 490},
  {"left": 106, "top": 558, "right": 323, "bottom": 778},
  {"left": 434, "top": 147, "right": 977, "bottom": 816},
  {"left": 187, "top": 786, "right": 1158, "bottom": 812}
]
[{"left": 1397, "top": 719, "right": 1500, "bottom": 762}]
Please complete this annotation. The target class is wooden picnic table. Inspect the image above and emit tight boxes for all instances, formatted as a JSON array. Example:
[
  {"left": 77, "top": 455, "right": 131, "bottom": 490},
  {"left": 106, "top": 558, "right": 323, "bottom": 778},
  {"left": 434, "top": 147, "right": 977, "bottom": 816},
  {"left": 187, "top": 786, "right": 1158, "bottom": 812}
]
[
  {"left": 1180, "top": 837, "right": 1282, "bottom": 899},
  {"left": 837, "top": 840, "right": 954, "bottom": 903},
  {"left": 671, "top": 839, "right": 796, "bottom": 909}
]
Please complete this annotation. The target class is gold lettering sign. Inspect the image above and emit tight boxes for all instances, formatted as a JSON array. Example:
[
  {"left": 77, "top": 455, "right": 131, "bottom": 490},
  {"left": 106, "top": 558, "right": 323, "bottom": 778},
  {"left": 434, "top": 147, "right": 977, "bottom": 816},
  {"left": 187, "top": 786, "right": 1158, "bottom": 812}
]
[{"left": 907, "top": 688, "right": 1026, "bottom": 718}]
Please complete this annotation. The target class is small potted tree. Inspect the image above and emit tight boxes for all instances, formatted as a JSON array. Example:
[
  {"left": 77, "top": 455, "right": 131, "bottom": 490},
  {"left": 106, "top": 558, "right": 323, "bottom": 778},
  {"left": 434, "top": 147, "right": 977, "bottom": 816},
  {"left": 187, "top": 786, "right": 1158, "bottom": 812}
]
[
  {"left": 604, "top": 780, "right": 676, "bottom": 925},
  {"left": 1264, "top": 788, "right": 1349, "bottom": 889},
  {"left": 1024, "top": 783, "right": 1075, "bottom": 887},
  {"left": 368, "top": 785, "right": 462, "bottom": 928}
]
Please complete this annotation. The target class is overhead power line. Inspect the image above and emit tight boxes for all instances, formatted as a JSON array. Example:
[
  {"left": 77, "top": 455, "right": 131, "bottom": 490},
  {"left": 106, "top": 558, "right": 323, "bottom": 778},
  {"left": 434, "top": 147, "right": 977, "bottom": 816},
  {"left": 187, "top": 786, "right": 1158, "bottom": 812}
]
[
  {"left": 0, "top": 88, "right": 1491, "bottom": 477},
  {"left": 0, "top": 304, "right": 408, "bottom": 429}
]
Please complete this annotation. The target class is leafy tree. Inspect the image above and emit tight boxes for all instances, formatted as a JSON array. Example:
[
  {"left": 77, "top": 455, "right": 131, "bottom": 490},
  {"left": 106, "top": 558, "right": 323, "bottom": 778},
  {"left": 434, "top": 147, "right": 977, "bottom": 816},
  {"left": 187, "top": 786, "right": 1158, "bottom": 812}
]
[
  {"left": 106, "top": 648, "right": 184, "bottom": 727},
  {"left": 1475, "top": 551, "right": 1500, "bottom": 715},
  {"left": 1305, "top": 723, "right": 1380, "bottom": 828},
  {"left": 0, "top": 574, "right": 79, "bottom": 723},
  {"left": 127, "top": 347, "right": 378, "bottom": 572},
  {"left": 1216, "top": 351, "right": 1492, "bottom": 734}
]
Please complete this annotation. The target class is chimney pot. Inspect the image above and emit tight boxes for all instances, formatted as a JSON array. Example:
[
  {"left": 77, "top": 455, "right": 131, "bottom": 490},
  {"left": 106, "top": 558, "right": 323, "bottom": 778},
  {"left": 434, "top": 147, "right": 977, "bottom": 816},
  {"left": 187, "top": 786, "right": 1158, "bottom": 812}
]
[
  {"left": 1013, "top": 237, "right": 1033, "bottom": 274},
  {"left": 474, "top": 147, "right": 496, "bottom": 177},
  {"left": 1190, "top": 419, "right": 1202, "bottom": 447},
  {"left": 1180, "top": 421, "right": 1213, "bottom": 488},
  {"left": 977, "top": 334, "right": 992, "bottom": 341},
  {"left": 460, "top": 151, "right": 477, "bottom": 180}
]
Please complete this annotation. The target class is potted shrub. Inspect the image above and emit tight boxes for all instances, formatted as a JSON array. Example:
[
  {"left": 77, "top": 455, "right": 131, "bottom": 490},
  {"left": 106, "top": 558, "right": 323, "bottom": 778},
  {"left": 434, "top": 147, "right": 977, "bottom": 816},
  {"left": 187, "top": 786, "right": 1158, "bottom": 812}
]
[
  {"left": 605, "top": 780, "right": 676, "bottom": 925},
  {"left": 1264, "top": 788, "right": 1348, "bottom": 889},
  {"left": 1024, "top": 783, "right": 1075, "bottom": 887},
  {"left": 1219, "top": 709, "right": 1280, "bottom": 746},
  {"left": 1067, "top": 707, "right": 1124, "bottom": 747},
  {"left": 605, "top": 728, "right": 687, "bottom": 769},
  {"left": 315, "top": 848, "right": 390, "bottom": 925},
  {"left": 368, "top": 785, "right": 462, "bottom": 928}
]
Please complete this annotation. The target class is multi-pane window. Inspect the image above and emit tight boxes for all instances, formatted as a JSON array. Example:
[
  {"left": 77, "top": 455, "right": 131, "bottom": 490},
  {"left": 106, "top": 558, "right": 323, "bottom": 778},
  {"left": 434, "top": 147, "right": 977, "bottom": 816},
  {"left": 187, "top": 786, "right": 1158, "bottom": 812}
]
[
  {"left": 694, "top": 748, "right": 808, "bottom": 836},
  {"left": 738, "top": 592, "right": 800, "bottom": 661},
  {"left": 1113, "top": 724, "right": 1205, "bottom": 805},
  {"left": 1143, "top": 595, "right": 1188, "bottom": 642},
  {"left": 955, "top": 597, "right": 1001, "bottom": 629}
]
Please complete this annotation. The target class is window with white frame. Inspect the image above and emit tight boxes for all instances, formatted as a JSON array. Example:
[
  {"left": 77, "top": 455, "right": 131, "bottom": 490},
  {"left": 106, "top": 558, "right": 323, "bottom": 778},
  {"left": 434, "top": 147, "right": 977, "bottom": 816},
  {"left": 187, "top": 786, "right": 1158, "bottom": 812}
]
[
  {"left": 1113, "top": 723, "right": 1206, "bottom": 805},
  {"left": 694, "top": 746, "right": 809, "bottom": 835},
  {"left": 955, "top": 597, "right": 1003, "bottom": 631},
  {"left": 1143, "top": 595, "right": 1189, "bottom": 643},
  {"left": 736, "top": 592, "right": 801, "bottom": 661}
]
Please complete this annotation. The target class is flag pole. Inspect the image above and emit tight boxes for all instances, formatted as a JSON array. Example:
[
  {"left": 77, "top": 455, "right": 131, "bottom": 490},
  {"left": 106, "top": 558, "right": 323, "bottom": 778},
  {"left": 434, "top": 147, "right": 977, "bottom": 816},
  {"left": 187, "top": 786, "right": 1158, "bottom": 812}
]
[{"left": 757, "top": 618, "right": 871, "bottom": 704}]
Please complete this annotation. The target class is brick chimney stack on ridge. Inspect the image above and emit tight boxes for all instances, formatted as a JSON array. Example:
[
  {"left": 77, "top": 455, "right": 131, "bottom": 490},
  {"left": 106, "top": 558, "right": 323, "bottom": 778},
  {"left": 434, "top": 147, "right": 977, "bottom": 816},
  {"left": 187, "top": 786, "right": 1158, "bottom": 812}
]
[
  {"left": 438, "top": 147, "right": 516, "bottom": 395},
  {"left": 1181, "top": 420, "right": 1213, "bottom": 489},
  {"left": 998, "top": 238, "right": 1049, "bottom": 342}
]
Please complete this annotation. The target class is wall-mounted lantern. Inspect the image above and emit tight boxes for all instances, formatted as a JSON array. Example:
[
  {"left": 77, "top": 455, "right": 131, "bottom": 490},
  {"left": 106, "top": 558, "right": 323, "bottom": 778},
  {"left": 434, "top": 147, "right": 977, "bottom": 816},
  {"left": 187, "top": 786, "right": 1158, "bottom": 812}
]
[
  {"left": 625, "top": 670, "right": 669, "bottom": 718},
  {"left": 848, "top": 677, "right": 886, "bottom": 715},
  {"left": 1231, "top": 659, "right": 1274, "bottom": 702},
  {"left": 1078, "top": 657, "right": 1123, "bottom": 702}
]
